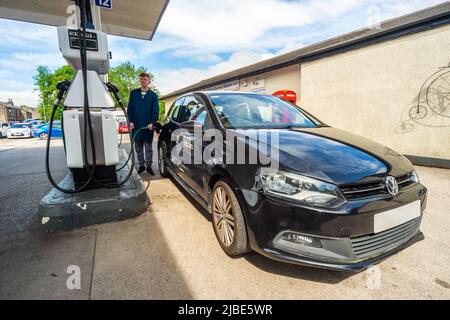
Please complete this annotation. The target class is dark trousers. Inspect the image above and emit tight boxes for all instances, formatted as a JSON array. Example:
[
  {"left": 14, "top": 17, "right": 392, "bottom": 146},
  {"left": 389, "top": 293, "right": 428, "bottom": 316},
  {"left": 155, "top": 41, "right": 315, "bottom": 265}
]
[{"left": 135, "top": 140, "right": 153, "bottom": 167}]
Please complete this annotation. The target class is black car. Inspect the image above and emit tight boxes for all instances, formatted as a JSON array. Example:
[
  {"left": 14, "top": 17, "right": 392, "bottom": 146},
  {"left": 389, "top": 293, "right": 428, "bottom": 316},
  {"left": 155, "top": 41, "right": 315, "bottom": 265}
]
[{"left": 157, "top": 91, "right": 427, "bottom": 272}]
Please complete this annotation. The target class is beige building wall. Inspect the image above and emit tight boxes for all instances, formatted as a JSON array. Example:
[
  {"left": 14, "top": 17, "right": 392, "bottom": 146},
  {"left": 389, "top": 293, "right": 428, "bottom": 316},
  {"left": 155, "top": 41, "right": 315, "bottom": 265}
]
[
  {"left": 162, "top": 64, "right": 302, "bottom": 114},
  {"left": 238, "top": 64, "right": 301, "bottom": 101},
  {"left": 300, "top": 24, "right": 450, "bottom": 160},
  {"left": 163, "top": 97, "right": 177, "bottom": 115}
]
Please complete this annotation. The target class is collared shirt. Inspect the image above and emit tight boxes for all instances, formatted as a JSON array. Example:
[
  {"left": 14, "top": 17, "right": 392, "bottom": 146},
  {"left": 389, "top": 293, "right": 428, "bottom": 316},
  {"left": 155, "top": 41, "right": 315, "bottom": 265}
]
[{"left": 140, "top": 88, "right": 148, "bottom": 100}]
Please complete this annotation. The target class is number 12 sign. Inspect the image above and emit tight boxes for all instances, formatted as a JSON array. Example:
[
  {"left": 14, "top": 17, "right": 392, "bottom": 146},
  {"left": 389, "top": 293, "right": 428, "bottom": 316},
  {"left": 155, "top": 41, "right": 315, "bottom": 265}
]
[{"left": 95, "top": 0, "right": 112, "bottom": 9}]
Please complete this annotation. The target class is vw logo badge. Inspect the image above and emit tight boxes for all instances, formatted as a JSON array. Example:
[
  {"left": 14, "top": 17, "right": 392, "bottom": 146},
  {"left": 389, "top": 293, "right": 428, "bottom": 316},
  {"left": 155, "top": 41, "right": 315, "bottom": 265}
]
[{"left": 385, "top": 176, "right": 399, "bottom": 196}]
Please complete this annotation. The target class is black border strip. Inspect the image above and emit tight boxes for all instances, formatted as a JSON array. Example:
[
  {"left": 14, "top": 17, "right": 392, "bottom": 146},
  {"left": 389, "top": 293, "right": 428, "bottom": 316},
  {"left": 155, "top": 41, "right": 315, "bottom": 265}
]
[{"left": 405, "top": 155, "right": 450, "bottom": 169}]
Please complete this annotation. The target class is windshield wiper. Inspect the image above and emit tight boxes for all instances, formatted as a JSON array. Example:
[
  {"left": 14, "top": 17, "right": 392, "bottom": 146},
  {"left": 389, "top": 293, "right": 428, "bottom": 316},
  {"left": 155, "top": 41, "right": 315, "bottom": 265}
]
[{"left": 272, "top": 125, "right": 315, "bottom": 129}]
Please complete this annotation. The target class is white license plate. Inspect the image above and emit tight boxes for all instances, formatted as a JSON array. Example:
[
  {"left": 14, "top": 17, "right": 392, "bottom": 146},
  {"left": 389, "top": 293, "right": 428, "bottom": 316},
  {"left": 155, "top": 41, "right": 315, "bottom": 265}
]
[{"left": 374, "top": 200, "right": 421, "bottom": 233}]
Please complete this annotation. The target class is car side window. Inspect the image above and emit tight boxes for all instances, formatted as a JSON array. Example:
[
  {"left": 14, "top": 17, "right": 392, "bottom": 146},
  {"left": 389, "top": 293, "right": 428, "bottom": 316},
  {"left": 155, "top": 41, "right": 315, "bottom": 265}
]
[
  {"left": 168, "top": 97, "right": 185, "bottom": 123},
  {"left": 179, "top": 96, "right": 204, "bottom": 123},
  {"left": 191, "top": 108, "right": 213, "bottom": 129},
  {"left": 194, "top": 110, "right": 207, "bottom": 124}
]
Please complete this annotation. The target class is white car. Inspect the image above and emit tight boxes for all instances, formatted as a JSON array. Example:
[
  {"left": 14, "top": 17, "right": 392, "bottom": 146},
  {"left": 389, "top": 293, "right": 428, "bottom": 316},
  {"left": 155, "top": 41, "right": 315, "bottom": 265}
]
[
  {"left": 6, "top": 123, "right": 33, "bottom": 139},
  {"left": 0, "top": 122, "right": 9, "bottom": 138}
]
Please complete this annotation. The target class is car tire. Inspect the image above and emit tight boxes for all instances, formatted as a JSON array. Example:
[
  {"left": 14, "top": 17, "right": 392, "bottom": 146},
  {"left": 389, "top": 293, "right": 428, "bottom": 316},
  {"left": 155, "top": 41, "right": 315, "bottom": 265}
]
[
  {"left": 39, "top": 133, "right": 48, "bottom": 140},
  {"left": 211, "top": 179, "right": 250, "bottom": 256},
  {"left": 158, "top": 142, "right": 170, "bottom": 178}
]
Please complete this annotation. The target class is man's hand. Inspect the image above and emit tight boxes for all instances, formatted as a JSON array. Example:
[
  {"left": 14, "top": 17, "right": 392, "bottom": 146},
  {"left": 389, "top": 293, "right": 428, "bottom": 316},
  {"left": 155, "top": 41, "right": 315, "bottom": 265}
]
[
  {"left": 148, "top": 123, "right": 154, "bottom": 131},
  {"left": 130, "top": 123, "right": 135, "bottom": 129}
]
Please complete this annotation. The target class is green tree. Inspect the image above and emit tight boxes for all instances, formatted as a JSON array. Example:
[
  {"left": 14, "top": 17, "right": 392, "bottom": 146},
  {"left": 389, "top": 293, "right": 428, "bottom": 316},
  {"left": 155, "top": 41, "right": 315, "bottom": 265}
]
[
  {"left": 108, "top": 61, "right": 149, "bottom": 107},
  {"left": 158, "top": 100, "right": 166, "bottom": 123},
  {"left": 34, "top": 62, "right": 165, "bottom": 122},
  {"left": 34, "top": 65, "right": 75, "bottom": 121}
]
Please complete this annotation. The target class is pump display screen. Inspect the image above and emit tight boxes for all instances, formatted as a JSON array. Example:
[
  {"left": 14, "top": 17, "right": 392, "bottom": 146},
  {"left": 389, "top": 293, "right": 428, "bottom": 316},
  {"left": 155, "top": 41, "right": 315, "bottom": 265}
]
[{"left": 68, "top": 30, "right": 99, "bottom": 51}]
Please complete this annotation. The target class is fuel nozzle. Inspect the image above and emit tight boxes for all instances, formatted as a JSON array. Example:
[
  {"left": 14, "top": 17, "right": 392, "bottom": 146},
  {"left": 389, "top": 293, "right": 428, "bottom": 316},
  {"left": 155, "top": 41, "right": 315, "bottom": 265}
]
[
  {"left": 54, "top": 80, "right": 71, "bottom": 104},
  {"left": 56, "top": 80, "right": 71, "bottom": 91},
  {"left": 105, "top": 82, "right": 119, "bottom": 94}
]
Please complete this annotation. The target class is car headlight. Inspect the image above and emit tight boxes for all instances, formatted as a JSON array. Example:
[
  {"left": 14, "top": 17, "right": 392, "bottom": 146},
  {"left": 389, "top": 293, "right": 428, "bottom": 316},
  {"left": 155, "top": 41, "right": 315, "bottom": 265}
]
[
  {"left": 259, "top": 169, "right": 346, "bottom": 208},
  {"left": 410, "top": 170, "right": 420, "bottom": 184}
]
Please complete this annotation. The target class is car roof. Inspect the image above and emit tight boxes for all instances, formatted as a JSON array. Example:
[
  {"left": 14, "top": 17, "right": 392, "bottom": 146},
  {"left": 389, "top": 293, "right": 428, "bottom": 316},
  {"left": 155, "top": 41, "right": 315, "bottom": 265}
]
[
  {"left": 203, "top": 90, "right": 265, "bottom": 96},
  {"left": 177, "top": 90, "right": 271, "bottom": 100}
]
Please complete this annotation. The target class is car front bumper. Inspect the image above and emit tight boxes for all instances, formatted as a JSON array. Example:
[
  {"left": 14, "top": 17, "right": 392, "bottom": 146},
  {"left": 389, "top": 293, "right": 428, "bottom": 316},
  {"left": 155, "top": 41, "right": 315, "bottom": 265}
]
[
  {"left": 242, "top": 183, "right": 427, "bottom": 272},
  {"left": 256, "top": 230, "right": 424, "bottom": 272},
  {"left": 7, "top": 134, "right": 30, "bottom": 138}
]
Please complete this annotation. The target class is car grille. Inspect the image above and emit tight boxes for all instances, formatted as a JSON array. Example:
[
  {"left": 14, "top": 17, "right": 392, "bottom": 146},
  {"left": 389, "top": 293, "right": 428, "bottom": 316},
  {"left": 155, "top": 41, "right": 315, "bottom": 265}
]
[
  {"left": 350, "top": 218, "right": 421, "bottom": 259},
  {"left": 340, "top": 174, "right": 414, "bottom": 200}
]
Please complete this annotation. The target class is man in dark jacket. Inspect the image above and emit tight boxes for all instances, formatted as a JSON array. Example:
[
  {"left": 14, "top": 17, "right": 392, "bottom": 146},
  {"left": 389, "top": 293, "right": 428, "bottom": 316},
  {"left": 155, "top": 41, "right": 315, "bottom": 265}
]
[{"left": 127, "top": 72, "right": 159, "bottom": 175}]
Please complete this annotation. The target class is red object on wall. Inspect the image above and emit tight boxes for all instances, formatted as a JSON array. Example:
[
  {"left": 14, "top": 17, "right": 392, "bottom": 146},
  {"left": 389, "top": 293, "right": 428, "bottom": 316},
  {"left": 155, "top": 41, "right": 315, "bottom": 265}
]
[
  {"left": 272, "top": 90, "right": 297, "bottom": 104},
  {"left": 272, "top": 90, "right": 298, "bottom": 123}
]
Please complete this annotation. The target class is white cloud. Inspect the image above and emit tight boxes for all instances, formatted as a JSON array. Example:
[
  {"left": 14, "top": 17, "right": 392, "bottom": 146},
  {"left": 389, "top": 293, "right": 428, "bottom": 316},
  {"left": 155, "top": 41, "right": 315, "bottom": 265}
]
[
  {"left": 0, "top": 0, "right": 447, "bottom": 103},
  {"left": 0, "top": 19, "right": 57, "bottom": 49},
  {"left": 0, "top": 90, "right": 39, "bottom": 108},
  {"left": 158, "top": 0, "right": 365, "bottom": 51},
  {"left": 154, "top": 50, "right": 274, "bottom": 94},
  {"left": 0, "top": 52, "right": 66, "bottom": 71},
  {"left": 140, "top": 36, "right": 190, "bottom": 55},
  {"left": 0, "top": 70, "right": 13, "bottom": 78},
  {"left": 147, "top": 0, "right": 446, "bottom": 59},
  {"left": 209, "top": 51, "right": 274, "bottom": 75},
  {"left": 0, "top": 79, "right": 34, "bottom": 92},
  {"left": 109, "top": 47, "right": 138, "bottom": 63},
  {"left": 275, "top": 41, "right": 307, "bottom": 55},
  {"left": 373, "top": 0, "right": 448, "bottom": 22},
  {"left": 152, "top": 0, "right": 447, "bottom": 94}
]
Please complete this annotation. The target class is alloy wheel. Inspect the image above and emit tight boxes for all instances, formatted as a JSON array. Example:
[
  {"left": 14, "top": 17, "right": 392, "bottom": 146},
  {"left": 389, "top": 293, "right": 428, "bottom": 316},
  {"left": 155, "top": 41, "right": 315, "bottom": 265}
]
[{"left": 212, "top": 186, "right": 235, "bottom": 247}]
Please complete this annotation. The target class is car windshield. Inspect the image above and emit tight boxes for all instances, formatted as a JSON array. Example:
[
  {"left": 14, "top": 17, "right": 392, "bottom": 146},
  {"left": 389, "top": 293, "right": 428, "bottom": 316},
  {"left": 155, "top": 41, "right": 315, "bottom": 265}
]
[
  {"left": 208, "top": 93, "right": 319, "bottom": 129},
  {"left": 11, "top": 124, "right": 28, "bottom": 128}
]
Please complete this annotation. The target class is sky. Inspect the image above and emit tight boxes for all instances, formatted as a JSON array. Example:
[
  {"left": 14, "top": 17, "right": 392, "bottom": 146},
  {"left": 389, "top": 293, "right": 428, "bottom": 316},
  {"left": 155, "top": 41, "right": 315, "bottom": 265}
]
[{"left": 0, "top": 0, "right": 447, "bottom": 107}]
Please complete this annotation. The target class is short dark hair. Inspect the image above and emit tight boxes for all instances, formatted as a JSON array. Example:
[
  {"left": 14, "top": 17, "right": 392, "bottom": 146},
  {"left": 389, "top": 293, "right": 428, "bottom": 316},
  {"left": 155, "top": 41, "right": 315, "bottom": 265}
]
[{"left": 139, "top": 72, "right": 150, "bottom": 79}]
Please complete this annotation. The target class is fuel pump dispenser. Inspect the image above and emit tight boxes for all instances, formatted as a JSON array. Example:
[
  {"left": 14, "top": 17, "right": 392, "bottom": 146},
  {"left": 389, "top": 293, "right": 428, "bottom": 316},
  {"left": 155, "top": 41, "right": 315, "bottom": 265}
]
[{"left": 37, "top": 0, "right": 151, "bottom": 231}]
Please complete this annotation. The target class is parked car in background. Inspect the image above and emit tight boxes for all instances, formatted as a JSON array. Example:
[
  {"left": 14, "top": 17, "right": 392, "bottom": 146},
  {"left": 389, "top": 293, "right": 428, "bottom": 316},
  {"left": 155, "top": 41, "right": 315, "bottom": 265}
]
[
  {"left": 29, "top": 120, "right": 46, "bottom": 134},
  {"left": 0, "top": 121, "right": 9, "bottom": 138},
  {"left": 23, "top": 118, "right": 42, "bottom": 124},
  {"left": 33, "top": 121, "right": 62, "bottom": 140},
  {"left": 118, "top": 120, "right": 129, "bottom": 134},
  {"left": 6, "top": 123, "right": 33, "bottom": 139},
  {"left": 27, "top": 120, "right": 44, "bottom": 128}
]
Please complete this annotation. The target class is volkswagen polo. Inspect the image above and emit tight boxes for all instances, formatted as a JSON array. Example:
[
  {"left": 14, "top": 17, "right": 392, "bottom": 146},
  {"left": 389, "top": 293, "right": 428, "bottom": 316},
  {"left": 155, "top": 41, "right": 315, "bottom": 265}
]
[{"left": 157, "top": 91, "right": 427, "bottom": 271}]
